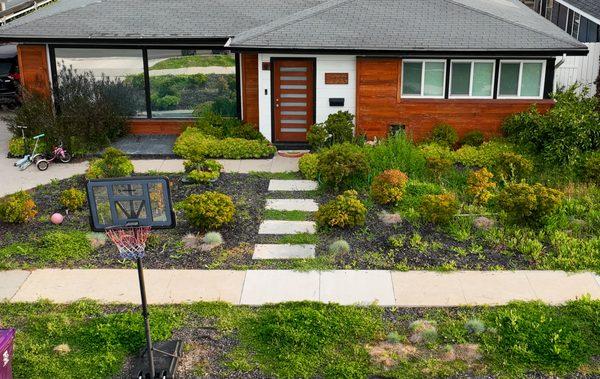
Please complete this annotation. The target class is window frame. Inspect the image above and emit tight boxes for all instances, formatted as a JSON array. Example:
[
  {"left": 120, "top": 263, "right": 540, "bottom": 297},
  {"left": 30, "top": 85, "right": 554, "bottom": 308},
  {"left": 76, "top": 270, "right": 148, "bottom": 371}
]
[
  {"left": 448, "top": 59, "right": 496, "bottom": 99},
  {"left": 401, "top": 59, "right": 447, "bottom": 99},
  {"left": 497, "top": 60, "right": 546, "bottom": 100}
]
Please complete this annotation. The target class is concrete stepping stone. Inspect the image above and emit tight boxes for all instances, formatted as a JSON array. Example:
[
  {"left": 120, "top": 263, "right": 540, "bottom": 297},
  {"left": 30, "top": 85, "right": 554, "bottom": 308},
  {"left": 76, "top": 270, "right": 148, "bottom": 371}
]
[
  {"left": 268, "top": 179, "right": 318, "bottom": 191},
  {"left": 258, "top": 220, "right": 316, "bottom": 234},
  {"left": 265, "top": 199, "right": 318, "bottom": 212},
  {"left": 253, "top": 244, "right": 316, "bottom": 259}
]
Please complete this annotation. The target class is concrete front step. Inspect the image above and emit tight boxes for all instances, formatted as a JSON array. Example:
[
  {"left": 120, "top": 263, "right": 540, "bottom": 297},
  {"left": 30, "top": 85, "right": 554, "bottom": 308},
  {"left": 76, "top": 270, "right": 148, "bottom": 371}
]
[
  {"left": 265, "top": 198, "right": 319, "bottom": 212},
  {"left": 252, "top": 244, "right": 316, "bottom": 259},
  {"left": 268, "top": 179, "right": 318, "bottom": 191},
  {"left": 258, "top": 220, "right": 316, "bottom": 235}
]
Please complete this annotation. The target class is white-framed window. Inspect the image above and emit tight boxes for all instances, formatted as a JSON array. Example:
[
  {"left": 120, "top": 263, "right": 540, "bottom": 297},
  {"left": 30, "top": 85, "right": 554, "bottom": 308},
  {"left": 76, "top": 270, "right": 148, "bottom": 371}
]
[
  {"left": 497, "top": 60, "right": 546, "bottom": 99},
  {"left": 401, "top": 59, "right": 446, "bottom": 98},
  {"left": 449, "top": 60, "right": 495, "bottom": 98}
]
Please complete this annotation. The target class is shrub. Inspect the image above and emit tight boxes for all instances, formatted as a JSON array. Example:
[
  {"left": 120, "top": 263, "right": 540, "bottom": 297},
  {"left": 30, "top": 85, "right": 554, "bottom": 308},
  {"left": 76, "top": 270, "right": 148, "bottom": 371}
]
[
  {"left": 492, "top": 152, "right": 533, "bottom": 183},
  {"left": 429, "top": 123, "right": 459, "bottom": 147},
  {"left": 370, "top": 169, "right": 409, "bottom": 205},
  {"left": 307, "top": 111, "right": 354, "bottom": 149},
  {"left": 184, "top": 159, "right": 222, "bottom": 183},
  {"left": 329, "top": 239, "right": 350, "bottom": 254},
  {"left": 194, "top": 111, "right": 264, "bottom": 140},
  {"left": 60, "top": 188, "right": 86, "bottom": 211},
  {"left": 582, "top": 151, "right": 600, "bottom": 184},
  {"left": 178, "top": 191, "right": 235, "bottom": 230},
  {"left": 298, "top": 153, "right": 319, "bottom": 180},
  {"left": 461, "top": 131, "right": 485, "bottom": 147},
  {"left": 419, "top": 193, "right": 459, "bottom": 225},
  {"left": 502, "top": 86, "right": 600, "bottom": 165},
  {"left": 316, "top": 190, "right": 367, "bottom": 228},
  {"left": 466, "top": 168, "right": 496, "bottom": 205},
  {"left": 426, "top": 156, "right": 452, "bottom": 181},
  {"left": 202, "top": 232, "right": 223, "bottom": 245},
  {"left": 497, "top": 183, "right": 563, "bottom": 225},
  {"left": 317, "top": 143, "right": 369, "bottom": 189},
  {"left": 367, "top": 132, "right": 427, "bottom": 180},
  {"left": 187, "top": 170, "right": 220, "bottom": 183},
  {"left": 453, "top": 141, "right": 516, "bottom": 168},
  {"left": 86, "top": 148, "right": 134, "bottom": 179},
  {"left": 307, "top": 123, "right": 329, "bottom": 151},
  {"left": 173, "top": 127, "right": 275, "bottom": 159},
  {"left": 0, "top": 191, "right": 37, "bottom": 223},
  {"left": 420, "top": 142, "right": 454, "bottom": 161},
  {"left": 8, "top": 137, "right": 26, "bottom": 157}
]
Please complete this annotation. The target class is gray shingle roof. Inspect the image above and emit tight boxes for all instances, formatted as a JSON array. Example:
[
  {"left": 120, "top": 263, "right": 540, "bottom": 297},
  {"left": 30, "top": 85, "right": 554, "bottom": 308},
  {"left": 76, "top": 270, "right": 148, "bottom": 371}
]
[
  {"left": 563, "top": 0, "right": 600, "bottom": 21},
  {"left": 0, "top": 0, "right": 587, "bottom": 54}
]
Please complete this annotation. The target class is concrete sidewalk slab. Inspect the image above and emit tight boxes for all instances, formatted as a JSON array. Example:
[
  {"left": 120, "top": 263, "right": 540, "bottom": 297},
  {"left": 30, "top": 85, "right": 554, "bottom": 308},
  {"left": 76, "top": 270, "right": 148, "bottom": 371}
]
[
  {"left": 236, "top": 159, "right": 273, "bottom": 173},
  {"left": 240, "top": 270, "right": 319, "bottom": 305},
  {"left": 166, "top": 270, "right": 245, "bottom": 303},
  {"left": 458, "top": 271, "right": 537, "bottom": 305},
  {"left": 268, "top": 179, "right": 318, "bottom": 191},
  {"left": 0, "top": 270, "right": 30, "bottom": 301},
  {"left": 392, "top": 271, "right": 466, "bottom": 306},
  {"left": 525, "top": 271, "right": 600, "bottom": 304},
  {"left": 265, "top": 199, "right": 319, "bottom": 212},
  {"left": 320, "top": 270, "right": 395, "bottom": 306},
  {"left": 258, "top": 220, "right": 316, "bottom": 235},
  {"left": 252, "top": 244, "right": 316, "bottom": 259}
]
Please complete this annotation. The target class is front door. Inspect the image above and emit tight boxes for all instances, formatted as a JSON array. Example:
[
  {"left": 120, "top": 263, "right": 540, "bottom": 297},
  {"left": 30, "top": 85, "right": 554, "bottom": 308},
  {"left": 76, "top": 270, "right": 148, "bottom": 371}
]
[{"left": 272, "top": 59, "right": 315, "bottom": 143}]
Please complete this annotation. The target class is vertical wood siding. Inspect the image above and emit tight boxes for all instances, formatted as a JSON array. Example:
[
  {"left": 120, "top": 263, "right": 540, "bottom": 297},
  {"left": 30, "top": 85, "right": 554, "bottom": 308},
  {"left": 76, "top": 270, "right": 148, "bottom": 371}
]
[
  {"left": 17, "top": 44, "right": 50, "bottom": 96},
  {"left": 555, "top": 42, "right": 600, "bottom": 95},
  {"left": 241, "top": 53, "right": 260, "bottom": 128}
]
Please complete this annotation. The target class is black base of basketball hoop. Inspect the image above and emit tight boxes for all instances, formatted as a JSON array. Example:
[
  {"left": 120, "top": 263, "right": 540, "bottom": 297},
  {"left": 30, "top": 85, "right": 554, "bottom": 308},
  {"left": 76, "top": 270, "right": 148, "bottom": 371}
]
[{"left": 131, "top": 340, "right": 183, "bottom": 379}]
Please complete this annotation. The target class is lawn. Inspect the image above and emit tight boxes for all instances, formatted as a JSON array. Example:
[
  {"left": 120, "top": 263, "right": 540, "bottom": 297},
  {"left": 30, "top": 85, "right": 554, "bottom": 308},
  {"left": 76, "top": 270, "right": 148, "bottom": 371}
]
[
  {"left": 1, "top": 300, "right": 599, "bottom": 378},
  {"left": 149, "top": 54, "right": 235, "bottom": 70}
]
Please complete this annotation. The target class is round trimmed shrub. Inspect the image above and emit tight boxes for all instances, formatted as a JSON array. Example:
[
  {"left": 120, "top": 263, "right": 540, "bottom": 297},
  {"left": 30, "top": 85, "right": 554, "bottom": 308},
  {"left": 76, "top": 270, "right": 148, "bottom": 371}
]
[
  {"left": 497, "top": 182, "right": 562, "bottom": 225},
  {"left": 419, "top": 193, "right": 459, "bottom": 225},
  {"left": 178, "top": 191, "right": 235, "bottom": 230},
  {"left": 60, "top": 188, "right": 86, "bottom": 211},
  {"left": 492, "top": 152, "right": 533, "bottom": 182},
  {"left": 370, "top": 169, "right": 409, "bottom": 205},
  {"left": 86, "top": 147, "right": 134, "bottom": 179},
  {"left": 316, "top": 190, "right": 367, "bottom": 229},
  {"left": 0, "top": 191, "right": 37, "bottom": 223},
  {"left": 317, "top": 143, "right": 368, "bottom": 189},
  {"left": 298, "top": 153, "right": 319, "bottom": 180},
  {"left": 461, "top": 131, "right": 485, "bottom": 147},
  {"left": 307, "top": 123, "right": 328, "bottom": 151},
  {"left": 429, "top": 123, "right": 459, "bottom": 147}
]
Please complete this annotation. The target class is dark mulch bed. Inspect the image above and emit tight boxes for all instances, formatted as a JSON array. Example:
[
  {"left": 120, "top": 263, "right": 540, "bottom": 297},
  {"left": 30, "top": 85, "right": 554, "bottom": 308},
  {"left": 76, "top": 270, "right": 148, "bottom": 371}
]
[{"left": 0, "top": 172, "right": 531, "bottom": 270}]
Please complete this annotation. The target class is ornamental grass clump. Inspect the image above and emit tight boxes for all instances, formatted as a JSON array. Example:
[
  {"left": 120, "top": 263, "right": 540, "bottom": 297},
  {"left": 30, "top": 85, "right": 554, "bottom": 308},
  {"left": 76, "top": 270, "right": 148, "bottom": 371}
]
[
  {"left": 497, "top": 183, "right": 562, "bottom": 225},
  {"left": 0, "top": 191, "right": 37, "bottom": 223},
  {"left": 316, "top": 190, "right": 367, "bottom": 229},
  {"left": 178, "top": 191, "right": 235, "bottom": 230},
  {"left": 202, "top": 232, "right": 223, "bottom": 245},
  {"left": 328, "top": 239, "right": 350, "bottom": 254},
  {"left": 419, "top": 193, "right": 459, "bottom": 225},
  {"left": 60, "top": 188, "right": 86, "bottom": 211},
  {"left": 466, "top": 168, "right": 496, "bottom": 206},
  {"left": 370, "top": 169, "right": 409, "bottom": 205}
]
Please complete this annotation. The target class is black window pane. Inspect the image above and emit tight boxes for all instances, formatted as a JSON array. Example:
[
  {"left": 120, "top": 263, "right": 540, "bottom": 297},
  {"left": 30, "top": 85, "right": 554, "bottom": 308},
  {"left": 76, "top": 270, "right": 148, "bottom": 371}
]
[
  {"left": 579, "top": 17, "right": 589, "bottom": 42},
  {"left": 551, "top": 2, "right": 559, "bottom": 23},
  {"left": 557, "top": 4, "right": 568, "bottom": 29},
  {"left": 566, "top": 9, "right": 574, "bottom": 34},
  {"left": 589, "top": 21, "right": 600, "bottom": 42}
]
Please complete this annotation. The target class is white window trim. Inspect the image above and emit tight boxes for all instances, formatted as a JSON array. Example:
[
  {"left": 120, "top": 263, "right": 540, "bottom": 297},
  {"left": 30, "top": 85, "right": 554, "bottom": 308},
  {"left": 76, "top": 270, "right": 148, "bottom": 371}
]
[
  {"left": 401, "top": 59, "right": 446, "bottom": 99},
  {"left": 448, "top": 60, "right": 495, "bottom": 99},
  {"left": 497, "top": 60, "right": 546, "bottom": 100}
]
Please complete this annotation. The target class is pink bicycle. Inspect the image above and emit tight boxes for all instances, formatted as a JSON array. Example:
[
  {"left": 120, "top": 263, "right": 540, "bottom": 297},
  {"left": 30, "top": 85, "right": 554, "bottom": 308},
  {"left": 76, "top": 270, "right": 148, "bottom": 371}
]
[{"left": 36, "top": 144, "right": 72, "bottom": 171}]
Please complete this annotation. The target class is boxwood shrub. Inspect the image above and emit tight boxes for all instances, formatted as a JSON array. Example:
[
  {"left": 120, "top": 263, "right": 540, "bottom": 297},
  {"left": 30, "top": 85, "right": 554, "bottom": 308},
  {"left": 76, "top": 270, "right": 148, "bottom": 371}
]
[{"left": 174, "top": 127, "right": 276, "bottom": 159}]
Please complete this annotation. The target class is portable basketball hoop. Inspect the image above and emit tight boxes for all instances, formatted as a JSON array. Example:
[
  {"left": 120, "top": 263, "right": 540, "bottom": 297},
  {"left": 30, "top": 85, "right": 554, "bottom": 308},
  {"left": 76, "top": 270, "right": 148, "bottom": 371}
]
[{"left": 87, "top": 177, "right": 181, "bottom": 379}]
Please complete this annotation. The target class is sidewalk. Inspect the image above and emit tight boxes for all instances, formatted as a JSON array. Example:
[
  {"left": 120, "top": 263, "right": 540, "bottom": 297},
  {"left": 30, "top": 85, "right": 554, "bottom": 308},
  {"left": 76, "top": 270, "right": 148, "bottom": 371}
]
[{"left": 2, "top": 269, "right": 599, "bottom": 306}]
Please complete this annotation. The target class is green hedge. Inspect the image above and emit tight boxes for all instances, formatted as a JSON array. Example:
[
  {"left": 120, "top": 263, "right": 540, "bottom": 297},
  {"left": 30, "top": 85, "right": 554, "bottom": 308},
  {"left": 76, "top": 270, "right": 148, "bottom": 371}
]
[{"left": 174, "top": 127, "right": 276, "bottom": 159}]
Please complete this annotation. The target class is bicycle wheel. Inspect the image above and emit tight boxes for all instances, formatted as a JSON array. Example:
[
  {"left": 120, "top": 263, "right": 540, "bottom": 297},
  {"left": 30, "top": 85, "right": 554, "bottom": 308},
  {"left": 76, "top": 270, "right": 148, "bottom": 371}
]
[
  {"left": 59, "top": 152, "right": 72, "bottom": 163},
  {"left": 36, "top": 160, "right": 49, "bottom": 171}
]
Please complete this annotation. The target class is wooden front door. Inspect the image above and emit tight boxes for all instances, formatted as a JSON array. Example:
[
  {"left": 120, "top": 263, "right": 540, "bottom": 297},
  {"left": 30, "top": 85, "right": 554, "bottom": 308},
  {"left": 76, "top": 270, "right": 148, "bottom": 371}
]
[{"left": 272, "top": 59, "right": 315, "bottom": 142}]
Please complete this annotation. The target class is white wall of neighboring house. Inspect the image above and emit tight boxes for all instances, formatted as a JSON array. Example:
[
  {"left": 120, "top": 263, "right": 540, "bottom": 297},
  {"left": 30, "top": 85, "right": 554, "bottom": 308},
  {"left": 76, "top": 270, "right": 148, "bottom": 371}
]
[
  {"left": 555, "top": 43, "right": 600, "bottom": 95},
  {"left": 257, "top": 53, "right": 356, "bottom": 142}
]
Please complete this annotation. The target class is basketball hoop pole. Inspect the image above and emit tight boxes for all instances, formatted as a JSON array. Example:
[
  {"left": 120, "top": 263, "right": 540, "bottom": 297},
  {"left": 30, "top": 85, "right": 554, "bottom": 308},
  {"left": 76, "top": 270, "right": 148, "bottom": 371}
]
[{"left": 136, "top": 255, "right": 155, "bottom": 378}]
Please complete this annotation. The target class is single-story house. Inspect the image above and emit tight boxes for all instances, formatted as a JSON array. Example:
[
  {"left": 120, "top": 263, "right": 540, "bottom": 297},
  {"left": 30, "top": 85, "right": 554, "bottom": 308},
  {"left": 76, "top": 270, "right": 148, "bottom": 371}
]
[{"left": 0, "top": 0, "right": 588, "bottom": 147}]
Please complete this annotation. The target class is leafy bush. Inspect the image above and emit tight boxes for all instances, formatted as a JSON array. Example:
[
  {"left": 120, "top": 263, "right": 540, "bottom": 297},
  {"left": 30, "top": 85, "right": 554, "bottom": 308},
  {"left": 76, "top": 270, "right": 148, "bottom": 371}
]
[
  {"left": 307, "top": 111, "right": 354, "bottom": 149},
  {"left": 187, "top": 170, "right": 220, "bottom": 183},
  {"left": 60, "top": 188, "right": 86, "bottom": 211},
  {"left": 298, "top": 153, "right": 319, "bottom": 180},
  {"left": 173, "top": 127, "right": 275, "bottom": 159},
  {"left": 370, "top": 169, "right": 408, "bottom": 205},
  {"left": 420, "top": 142, "right": 454, "bottom": 161},
  {"left": 317, "top": 143, "right": 369, "bottom": 189},
  {"left": 194, "top": 111, "right": 263, "bottom": 140},
  {"left": 426, "top": 156, "right": 452, "bottom": 181},
  {"left": 178, "top": 191, "right": 235, "bottom": 230},
  {"left": 0, "top": 191, "right": 37, "bottom": 223},
  {"left": 502, "top": 86, "right": 600, "bottom": 165},
  {"left": 7, "top": 136, "right": 47, "bottom": 157},
  {"left": 497, "top": 183, "right": 562, "bottom": 225},
  {"left": 453, "top": 141, "right": 517, "bottom": 167},
  {"left": 86, "top": 148, "right": 134, "bottom": 179},
  {"left": 492, "top": 152, "right": 533, "bottom": 183},
  {"left": 307, "top": 123, "right": 329, "bottom": 151},
  {"left": 429, "top": 123, "right": 459, "bottom": 147},
  {"left": 367, "top": 132, "right": 427, "bottom": 180},
  {"left": 582, "top": 151, "right": 600, "bottom": 184},
  {"left": 461, "top": 131, "right": 485, "bottom": 147},
  {"left": 184, "top": 159, "right": 222, "bottom": 183},
  {"left": 316, "top": 190, "right": 367, "bottom": 228},
  {"left": 419, "top": 193, "right": 459, "bottom": 225},
  {"left": 466, "top": 168, "right": 496, "bottom": 205}
]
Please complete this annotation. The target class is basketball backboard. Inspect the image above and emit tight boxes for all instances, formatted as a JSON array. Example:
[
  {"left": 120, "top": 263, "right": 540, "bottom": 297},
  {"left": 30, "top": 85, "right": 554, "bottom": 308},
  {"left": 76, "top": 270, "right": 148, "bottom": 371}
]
[{"left": 86, "top": 176, "right": 175, "bottom": 231}]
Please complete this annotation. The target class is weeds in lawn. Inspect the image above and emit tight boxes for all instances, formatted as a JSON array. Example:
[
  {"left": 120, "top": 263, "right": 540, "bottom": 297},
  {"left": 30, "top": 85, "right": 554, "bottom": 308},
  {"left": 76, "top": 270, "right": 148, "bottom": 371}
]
[{"left": 263, "top": 209, "right": 311, "bottom": 221}]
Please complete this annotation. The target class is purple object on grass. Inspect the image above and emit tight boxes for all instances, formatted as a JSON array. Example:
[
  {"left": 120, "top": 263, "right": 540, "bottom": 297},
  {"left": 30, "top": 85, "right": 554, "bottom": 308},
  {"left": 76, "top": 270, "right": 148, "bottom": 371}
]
[{"left": 0, "top": 329, "right": 15, "bottom": 379}]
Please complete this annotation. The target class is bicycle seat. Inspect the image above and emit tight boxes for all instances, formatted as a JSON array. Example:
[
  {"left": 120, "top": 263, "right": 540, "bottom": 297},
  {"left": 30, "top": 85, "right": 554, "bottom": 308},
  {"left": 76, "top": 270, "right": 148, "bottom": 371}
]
[{"left": 33, "top": 134, "right": 45, "bottom": 139}]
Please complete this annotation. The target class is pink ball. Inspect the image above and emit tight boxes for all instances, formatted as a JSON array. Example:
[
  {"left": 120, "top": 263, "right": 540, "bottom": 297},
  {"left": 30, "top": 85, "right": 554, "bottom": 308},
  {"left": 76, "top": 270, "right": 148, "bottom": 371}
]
[{"left": 50, "top": 213, "right": 64, "bottom": 225}]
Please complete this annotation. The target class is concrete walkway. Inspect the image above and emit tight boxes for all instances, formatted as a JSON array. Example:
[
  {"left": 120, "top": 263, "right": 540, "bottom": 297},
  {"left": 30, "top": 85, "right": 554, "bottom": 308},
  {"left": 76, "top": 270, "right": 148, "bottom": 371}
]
[{"left": 2, "top": 269, "right": 599, "bottom": 306}]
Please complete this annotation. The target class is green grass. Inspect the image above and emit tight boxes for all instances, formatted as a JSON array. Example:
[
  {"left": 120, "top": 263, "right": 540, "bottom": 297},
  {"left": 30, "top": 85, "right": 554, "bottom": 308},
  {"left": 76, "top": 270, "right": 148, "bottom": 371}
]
[
  {"left": 275, "top": 233, "right": 319, "bottom": 245},
  {"left": 263, "top": 209, "right": 311, "bottom": 221},
  {"left": 149, "top": 54, "right": 235, "bottom": 70}
]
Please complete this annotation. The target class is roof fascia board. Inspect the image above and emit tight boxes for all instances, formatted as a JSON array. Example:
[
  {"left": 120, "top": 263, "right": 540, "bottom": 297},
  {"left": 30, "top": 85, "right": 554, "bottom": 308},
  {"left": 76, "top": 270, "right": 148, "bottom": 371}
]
[
  {"left": 555, "top": 0, "right": 600, "bottom": 25},
  {"left": 0, "top": 36, "right": 230, "bottom": 46}
]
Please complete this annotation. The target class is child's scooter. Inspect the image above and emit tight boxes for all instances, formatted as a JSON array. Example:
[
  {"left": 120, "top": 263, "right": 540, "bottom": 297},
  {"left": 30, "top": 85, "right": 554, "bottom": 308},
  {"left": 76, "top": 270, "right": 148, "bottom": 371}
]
[{"left": 15, "top": 133, "right": 45, "bottom": 171}]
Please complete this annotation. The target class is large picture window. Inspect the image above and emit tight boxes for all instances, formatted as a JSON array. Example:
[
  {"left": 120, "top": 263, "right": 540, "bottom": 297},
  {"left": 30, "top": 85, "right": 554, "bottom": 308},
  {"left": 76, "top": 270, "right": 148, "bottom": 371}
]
[
  {"left": 402, "top": 60, "right": 446, "bottom": 98},
  {"left": 53, "top": 47, "right": 238, "bottom": 119},
  {"left": 449, "top": 60, "right": 495, "bottom": 98},
  {"left": 498, "top": 61, "right": 545, "bottom": 99}
]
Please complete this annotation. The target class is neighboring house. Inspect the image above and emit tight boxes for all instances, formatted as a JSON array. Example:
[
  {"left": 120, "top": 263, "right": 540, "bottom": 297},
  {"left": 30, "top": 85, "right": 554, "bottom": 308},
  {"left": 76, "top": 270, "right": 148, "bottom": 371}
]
[{"left": 0, "top": 0, "right": 588, "bottom": 146}]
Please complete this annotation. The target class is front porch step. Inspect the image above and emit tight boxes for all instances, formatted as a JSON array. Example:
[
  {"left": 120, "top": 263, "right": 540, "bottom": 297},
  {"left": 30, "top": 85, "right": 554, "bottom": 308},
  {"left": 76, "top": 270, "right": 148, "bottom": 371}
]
[
  {"left": 252, "top": 244, "right": 316, "bottom": 259},
  {"left": 268, "top": 179, "right": 318, "bottom": 192},
  {"left": 258, "top": 220, "right": 316, "bottom": 235},
  {"left": 265, "top": 199, "right": 319, "bottom": 212}
]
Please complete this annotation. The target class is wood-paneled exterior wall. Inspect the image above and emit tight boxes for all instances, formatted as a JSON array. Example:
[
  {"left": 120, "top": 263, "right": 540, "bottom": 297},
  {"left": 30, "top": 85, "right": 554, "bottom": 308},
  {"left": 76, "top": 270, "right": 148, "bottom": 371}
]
[
  {"left": 128, "top": 119, "right": 193, "bottom": 135},
  {"left": 241, "top": 53, "right": 259, "bottom": 128},
  {"left": 17, "top": 44, "right": 51, "bottom": 97},
  {"left": 356, "top": 58, "right": 554, "bottom": 140}
]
